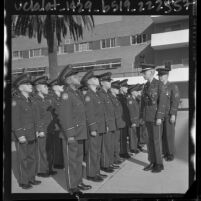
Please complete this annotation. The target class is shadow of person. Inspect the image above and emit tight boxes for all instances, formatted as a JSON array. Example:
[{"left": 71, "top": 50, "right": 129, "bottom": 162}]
[
  {"left": 50, "top": 168, "right": 68, "bottom": 192},
  {"left": 128, "top": 157, "right": 149, "bottom": 167},
  {"left": 12, "top": 150, "right": 19, "bottom": 183}
]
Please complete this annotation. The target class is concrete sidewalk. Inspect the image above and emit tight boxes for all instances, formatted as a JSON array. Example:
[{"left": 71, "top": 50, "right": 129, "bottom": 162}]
[{"left": 12, "top": 144, "right": 188, "bottom": 194}]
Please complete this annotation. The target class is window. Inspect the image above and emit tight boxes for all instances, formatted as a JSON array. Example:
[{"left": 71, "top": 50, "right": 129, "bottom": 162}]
[
  {"left": 29, "top": 49, "right": 42, "bottom": 58},
  {"left": 64, "top": 39, "right": 70, "bottom": 44},
  {"left": 74, "top": 42, "right": 91, "bottom": 52},
  {"left": 12, "top": 51, "right": 23, "bottom": 60},
  {"left": 131, "top": 34, "right": 149, "bottom": 45},
  {"left": 182, "top": 58, "right": 189, "bottom": 66},
  {"left": 58, "top": 46, "right": 65, "bottom": 54},
  {"left": 164, "top": 24, "right": 181, "bottom": 32},
  {"left": 101, "top": 38, "right": 116, "bottom": 49}
]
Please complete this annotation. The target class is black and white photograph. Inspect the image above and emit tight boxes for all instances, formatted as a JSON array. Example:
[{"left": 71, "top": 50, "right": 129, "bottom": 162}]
[{"left": 4, "top": 0, "right": 197, "bottom": 200}]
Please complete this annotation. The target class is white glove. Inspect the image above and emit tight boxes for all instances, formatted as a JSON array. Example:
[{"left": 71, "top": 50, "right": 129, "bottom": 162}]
[{"left": 18, "top": 136, "right": 27, "bottom": 143}]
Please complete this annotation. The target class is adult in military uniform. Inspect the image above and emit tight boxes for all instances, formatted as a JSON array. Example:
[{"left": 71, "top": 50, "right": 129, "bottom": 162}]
[
  {"left": 48, "top": 79, "right": 65, "bottom": 169},
  {"left": 127, "top": 84, "right": 141, "bottom": 154},
  {"left": 57, "top": 65, "right": 92, "bottom": 194},
  {"left": 109, "top": 81, "right": 126, "bottom": 164},
  {"left": 156, "top": 64, "right": 180, "bottom": 161},
  {"left": 81, "top": 70, "right": 108, "bottom": 182},
  {"left": 32, "top": 76, "right": 57, "bottom": 177},
  {"left": 118, "top": 79, "right": 132, "bottom": 159},
  {"left": 140, "top": 63, "right": 167, "bottom": 173},
  {"left": 97, "top": 72, "right": 119, "bottom": 173},
  {"left": 12, "top": 74, "right": 41, "bottom": 189}
]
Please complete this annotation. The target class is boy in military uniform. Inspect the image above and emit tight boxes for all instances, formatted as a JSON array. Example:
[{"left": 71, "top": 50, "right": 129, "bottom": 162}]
[
  {"left": 81, "top": 70, "right": 108, "bottom": 182},
  {"left": 118, "top": 79, "right": 132, "bottom": 159},
  {"left": 12, "top": 74, "right": 41, "bottom": 189},
  {"left": 33, "top": 76, "right": 57, "bottom": 177},
  {"left": 109, "top": 81, "right": 126, "bottom": 164},
  {"left": 48, "top": 79, "right": 65, "bottom": 169},
  {"left": 140, "top": 63, "right": 167, "bottom": 173},
  {"left": 97, "top": 72, "right": 119, "bottom": 173},
  {"left": 57, "top": 65, "right": 92, "bottom": 195},
  {"left": 156, "top": 64, "right": 180, "bottom": 161}
]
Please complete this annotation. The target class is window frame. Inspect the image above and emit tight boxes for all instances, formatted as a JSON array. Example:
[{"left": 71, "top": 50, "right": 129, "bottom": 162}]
[
  {"left": 100, "top": 38, "right": 117, "bottom": 49},
  {"left": 74, "top": 42, "right": 92, "bottom": 53},
  {"left": 29, "top": 48, "right": 43, "bottom": 58},
  {"left": 12, "top": 51, "right": 23, "bottom": 60}
]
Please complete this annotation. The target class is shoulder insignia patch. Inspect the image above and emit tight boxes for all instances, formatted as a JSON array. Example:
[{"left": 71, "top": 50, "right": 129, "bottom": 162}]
[
  {"left": 85, "top": 96, "right": 90, "bottom": 102},
  {"left": 12, "top": 100, "right": 17, "bottom": 107},
  {"left": 62, "top": 93, "right": 68, "bottom": 100},
  {"left": 129, "top": 100, "right": 132, "bottom": 105}
]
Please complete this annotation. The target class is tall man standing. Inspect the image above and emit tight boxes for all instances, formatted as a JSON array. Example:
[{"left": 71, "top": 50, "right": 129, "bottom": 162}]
[
  {"left": 140, "top": 63, "right": 167, "bottom": 173},
  {"left": 12, "top": 74, "right": 41, "bottom": 189},
  {"left": 156, "top": 65, "right": 180, "bottom": 161},
  {"left": 57, "top": 65, "right": 92, "bottom": 195}
]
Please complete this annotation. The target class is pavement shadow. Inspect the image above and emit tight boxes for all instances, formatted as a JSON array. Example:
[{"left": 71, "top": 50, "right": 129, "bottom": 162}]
[
  {"left": 51, "top": 169, "right": 68, "bottom": 192},
  {"left": 128, "top": 157, "right": 149, "bottom": 167}
]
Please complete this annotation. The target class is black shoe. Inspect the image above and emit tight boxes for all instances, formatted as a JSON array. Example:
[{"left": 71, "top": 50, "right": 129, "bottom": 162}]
[
  {"left": 54, "top": 164, "right": 64, "bottom": 169},
  {"left": 120, "top": 153, "right": 131, "bottom": 159},
  {"left": 68, "top": 188, "right": 83, "bottom": 195},
  {"left": 87, "top": 176, "right": 103, "bottom": 182},
  {"left": 29, "top": 180, "right": 41, "bottom": 185},
  {"left": 159, "top": 164, "right": 164, "bottom": 170},
  {"left": 19, "top": 183, "right": 33, "bottom": 189},
  {"left": 78, "top": 183, "right": 92, "bottom": 190},
  {"left": 130, "top": 149, "right": 140, "bottom": 154},
  {"left": 151, "top": 165, "right": 162, "bottom": 173},
  {"left": 111, "top": 164, "right": 119, "bottom": 169},
  {"left": 37, "top": 173, "right": 50, "bottom": 177},
  {"left": 114, "top": 160, "right": 122, "bottom": 165},
  {"left": 143, "top": 163, "right": 155, "bottom": 171},
  {"left": 137, "top": 145, "right": 144, "bottom": 151},
  {"left": 166, "top": 155, "right": 174, "bottom": 161},
  {"left": 97, "top": 173, "right": 108, "bottom": 178},
  {"left": 101, "top": 167, "right": 114, "bottom": 173},
  {"left": 49, "top": 170, "right": 57, "bottom": 175}
]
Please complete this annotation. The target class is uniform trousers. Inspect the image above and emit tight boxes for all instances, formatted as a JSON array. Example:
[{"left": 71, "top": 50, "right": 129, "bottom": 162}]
[
  {"left": 162, "top": 116, "right": 176, "bottom": 156},
  {"left": 15, "top": 140, "right": 36, "bottom": 185},
  {"left": 109, "top": 131, "right": 115, "bottom": 165},
  {"left": 146, "top": 122, "right": 163, "bottom": 165},
  {"left": 119, "top": 127, "right": 129, "bottom": 155},
  {"left": 53, "top": 131, "right": 64, "bottom": 168},
  {"left": 100, "top": 132, "right": 113, "bottom": 168},
  {"left": 46, "top": 132, "right": 55, "bottom": 171},
  {"left": 86, "top": 133, "right": 102, "bottom": 177},
  {"left": 62, "top": 139, "right": 83, "bottom": 190},
  {"left": 36, "top": 136, "right": 49, "bottom": 174},
  {"left": 114, "top": 129, "right": 121, "bottom": 162},
  {"left": 139, "top": 125, "right": 148, "bottom": 144},
  {"left": 129, "top": 127, "right": 138, "bottom": 151}
]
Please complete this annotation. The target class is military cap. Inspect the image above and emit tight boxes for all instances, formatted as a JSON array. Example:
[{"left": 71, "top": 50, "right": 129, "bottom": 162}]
[
  {"left": 119, "top": 79, "right": 128, "bottom": 87},
  {"left": 97, "top": 72, "right": 112, "bottom": 82},
  {"left": 156, "top": 63, "right": 171, "bottom": 76},
  {"left": 79, "top": 85, "right": 88, "bottom": 91},
  {"left": 32, "top": 76, "right": 48, "bottom": 85},
  {"left": 48, "top": 78, "right": 63, "bottom": 87},
  {"left": 111, "top": 80, "right": 120, "bottom": 89},
  {"left": 128, "top": 84, "right": 138, "bottom": 94},
  {"left": 140, "top": 63, "right": 156, "bottom": 73},
  {"left": 81, "top": 70, "right": 99, "bottom": 86},
  {"left": 12, "top": 73, "right": 32, "bottom": 88},
  {"left": 58, "top": 64, "right": 78, "bottom": 83}
]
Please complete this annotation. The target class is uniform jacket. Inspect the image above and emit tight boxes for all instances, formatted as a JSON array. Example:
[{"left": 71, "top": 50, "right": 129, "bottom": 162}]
[
  {"left": 127, "top": 95, "right": 140, "bottom": 127},
  {"left": 109, "top": 92, "right": 126, "bottom": 129},
  {"left": 140, "top": 78, "right": 167, "bottom": 122},
  {"left": 117, "top": 93, "right": 131, "bottom": 127},
  {"left": 58, "top": 87, "right": 87, "bottom": 141},
  {"left": 97, "top": 88, "right": 116, "bottom": 132},
  {"left": 84, "top": 88, "right": 107, "bottom": 134},
  {"left": 12, "top": 93, "right": 37, "bottom": 141},
  {"left": 164, "top": 82, "right": 180, "bottom": 116},
  {"left": 33, "top": 94, "right": 53, "bottom": 133}
]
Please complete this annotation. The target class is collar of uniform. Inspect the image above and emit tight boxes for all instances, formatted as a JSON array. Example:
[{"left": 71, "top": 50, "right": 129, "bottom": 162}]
[{"left": 18, "top": 93, "right": 30, "bottom": 102}]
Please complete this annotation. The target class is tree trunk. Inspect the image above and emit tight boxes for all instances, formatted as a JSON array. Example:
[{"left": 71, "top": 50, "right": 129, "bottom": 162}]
[{"left": 46, "top": 17, "right": 58, "bottom": 80}]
